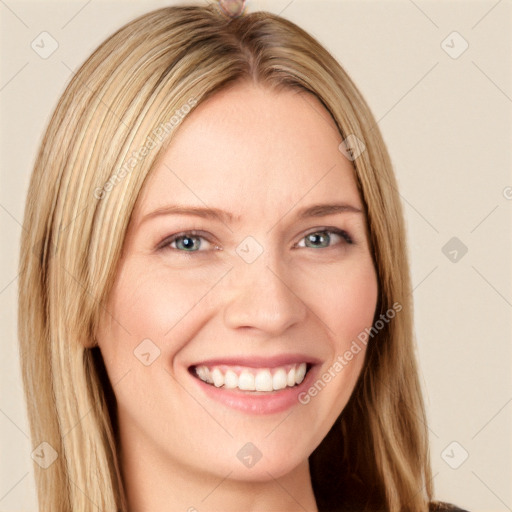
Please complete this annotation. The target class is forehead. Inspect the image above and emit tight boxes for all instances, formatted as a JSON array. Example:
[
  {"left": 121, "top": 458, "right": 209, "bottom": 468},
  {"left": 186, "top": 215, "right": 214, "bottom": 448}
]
[{"left": 133, "top": 82, "right": 362, "bottom": 225}]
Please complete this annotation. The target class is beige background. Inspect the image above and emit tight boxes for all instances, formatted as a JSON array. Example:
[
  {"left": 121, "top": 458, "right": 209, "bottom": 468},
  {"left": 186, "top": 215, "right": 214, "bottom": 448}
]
[{"left": 1, "top": 1, "right": 511, "bottom": 510}]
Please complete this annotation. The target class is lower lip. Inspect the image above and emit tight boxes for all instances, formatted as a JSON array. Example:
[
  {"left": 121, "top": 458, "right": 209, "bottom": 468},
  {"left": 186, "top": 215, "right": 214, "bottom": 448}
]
[{"left": 190, "top": 365, "right": 319, "bottom": 415}]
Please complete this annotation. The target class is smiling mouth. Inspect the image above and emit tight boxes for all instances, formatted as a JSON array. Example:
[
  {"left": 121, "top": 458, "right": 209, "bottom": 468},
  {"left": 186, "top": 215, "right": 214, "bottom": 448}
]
[{"left": 190, "top": 362, "right": 311, "bottom": 392}]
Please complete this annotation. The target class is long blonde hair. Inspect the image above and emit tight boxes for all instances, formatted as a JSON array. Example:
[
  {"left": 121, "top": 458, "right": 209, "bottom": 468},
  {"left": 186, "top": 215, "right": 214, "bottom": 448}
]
[{"left": 18, "top": 4, "right": 432, "bottom": 511}]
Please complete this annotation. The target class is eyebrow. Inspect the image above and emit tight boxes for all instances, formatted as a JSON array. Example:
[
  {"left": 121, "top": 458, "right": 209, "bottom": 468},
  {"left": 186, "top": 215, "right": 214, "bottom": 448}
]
[{"left": 140, "top": 202, "right": 363, "bottom": 225}]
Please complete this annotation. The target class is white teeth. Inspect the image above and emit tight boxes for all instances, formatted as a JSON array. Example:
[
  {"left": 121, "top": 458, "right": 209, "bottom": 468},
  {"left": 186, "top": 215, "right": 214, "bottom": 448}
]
[
  {"left": 211, "top": 368, "right": 224, "bottom": 387},
  {"left": 194, "top": 363, "right": 309, "bottom": 392},
  {"left": 295, "top": 362, "right": 307, "bottom": 384},
  {"left": 238, "top": 371, "right": 255, "bottom": 390},
  {"left": 224, "top": 370, "right": 238, "bottom": 389},
  {"left": 196, "top": 366, "right": 213, "bottom": 384},
  {"left": 255, "top": 369, "right": 273, "bottom": 391},
  {"left": 287, "top": 367, "right": 296, "bottom": 386},
  {"left": 195, "top": 366, "right": 208, "bottom": 381},
  {"left": 272, "top": 369, "right": 287, "bottom": 390}
]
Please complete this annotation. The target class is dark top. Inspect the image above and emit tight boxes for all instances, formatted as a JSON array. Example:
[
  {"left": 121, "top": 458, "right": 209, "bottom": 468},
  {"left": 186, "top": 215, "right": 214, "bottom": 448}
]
[{"left": 430, "top": 502, "right": 469, "bottom": 512}]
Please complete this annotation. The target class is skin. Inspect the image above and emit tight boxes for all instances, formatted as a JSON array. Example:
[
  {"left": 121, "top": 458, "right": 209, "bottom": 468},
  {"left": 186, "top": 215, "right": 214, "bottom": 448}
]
[{"left": 96, "top": 81, "right": 378, "bottom": 512}]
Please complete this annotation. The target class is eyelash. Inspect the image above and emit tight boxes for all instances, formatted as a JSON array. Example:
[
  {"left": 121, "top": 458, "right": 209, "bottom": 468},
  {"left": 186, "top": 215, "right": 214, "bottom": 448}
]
[{"left": 157, "top": 228, "right": 354, "bottom": 254}]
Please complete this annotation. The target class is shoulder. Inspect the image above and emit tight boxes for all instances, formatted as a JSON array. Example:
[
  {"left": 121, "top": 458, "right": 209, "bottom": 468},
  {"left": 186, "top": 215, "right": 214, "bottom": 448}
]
[{"left": 429, "top": 501, "right": 470, "bottom": 512}]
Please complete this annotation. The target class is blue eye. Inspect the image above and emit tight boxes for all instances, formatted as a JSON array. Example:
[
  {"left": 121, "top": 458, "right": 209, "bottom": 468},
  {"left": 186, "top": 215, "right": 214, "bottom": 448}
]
[
  {"left": 159, "top": 231, "right": 215, "bottom": 253},
  {"left": 173, "top": 234, "right": 202, "bottom": 251},
  {"left": 297, "top": 229, "right": 352, "bottom": 249}
]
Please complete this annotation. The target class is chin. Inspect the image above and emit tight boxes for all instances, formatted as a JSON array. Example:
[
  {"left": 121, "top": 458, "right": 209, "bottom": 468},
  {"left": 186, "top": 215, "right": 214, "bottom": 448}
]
[{"left": 194, "top": 435, "right": 314, "bottom": 483}]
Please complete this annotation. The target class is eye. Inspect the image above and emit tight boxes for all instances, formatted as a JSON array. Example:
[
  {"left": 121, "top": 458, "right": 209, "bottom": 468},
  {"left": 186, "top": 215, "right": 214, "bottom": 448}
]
[
  {"left": 158, "top": 231, "right": 218, "bottom": 253},
  {"left": 296, "top": 228, "right": 353, "bottom": 249}
]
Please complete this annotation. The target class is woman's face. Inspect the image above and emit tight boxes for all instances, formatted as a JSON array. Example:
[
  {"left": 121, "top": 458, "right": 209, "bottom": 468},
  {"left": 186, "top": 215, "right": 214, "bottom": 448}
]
[{"left": 96, "top": 82, "right": 378, "bottom": 483}]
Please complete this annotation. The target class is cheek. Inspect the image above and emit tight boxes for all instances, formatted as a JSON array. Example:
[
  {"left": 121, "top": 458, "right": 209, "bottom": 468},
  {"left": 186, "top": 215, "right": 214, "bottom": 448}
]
[
  {"left": 96, "top": 258, "right": 228, "bottom": 366},
  {"left": 95, "top": 259, "right": 229, "bottom": 432},
  {"left": 300, "top": 255, "right": 379, "bottom": 344},
  {"left": 296, "top": 256, "right": 378, "bottom": 404},
  {"left": 334, "top": 269, "right": 378, "bottom": 346}
]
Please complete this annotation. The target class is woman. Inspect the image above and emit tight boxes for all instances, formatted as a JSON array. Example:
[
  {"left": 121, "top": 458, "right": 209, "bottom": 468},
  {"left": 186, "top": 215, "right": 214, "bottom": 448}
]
[{"left": 18, "top": 3, "right": 468, "bottom": 511}]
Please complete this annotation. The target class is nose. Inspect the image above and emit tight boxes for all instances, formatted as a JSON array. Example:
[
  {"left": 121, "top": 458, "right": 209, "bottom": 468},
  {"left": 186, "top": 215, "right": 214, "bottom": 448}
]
[{"left": 222, "top": 256, "right": 307, "bottom": 335}]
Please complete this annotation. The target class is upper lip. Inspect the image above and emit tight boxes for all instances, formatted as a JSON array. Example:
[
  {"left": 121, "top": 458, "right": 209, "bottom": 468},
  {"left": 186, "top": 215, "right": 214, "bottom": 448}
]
[{"left": 189, "top": 354, "right": 321, "bottom": 369}]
